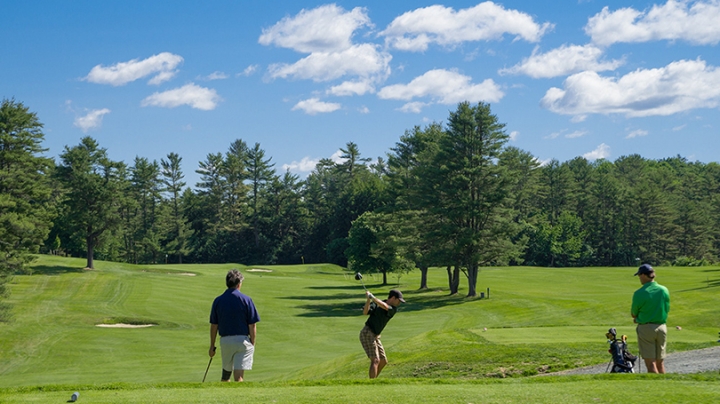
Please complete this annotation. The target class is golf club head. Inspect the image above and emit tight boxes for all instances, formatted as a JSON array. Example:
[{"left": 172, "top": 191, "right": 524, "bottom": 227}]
[{"left": 354, "top": 272, "right": 363, "bottom": 281}]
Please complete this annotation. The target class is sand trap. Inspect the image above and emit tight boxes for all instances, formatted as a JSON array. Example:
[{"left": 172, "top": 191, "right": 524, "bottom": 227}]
[
  {"left": 96, "top": 323, "right": 156, "bottom": 328},
  {"left": 176, "top": 273, "right": 196, "bottom": 276},
  {"left": 247, "top": 268, "right": 272, "bottom": 272}
]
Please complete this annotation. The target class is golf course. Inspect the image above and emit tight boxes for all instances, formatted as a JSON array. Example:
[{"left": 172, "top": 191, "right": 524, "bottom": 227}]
[{"left": 0, "top": 255, "right": 718, "bottom": 403}]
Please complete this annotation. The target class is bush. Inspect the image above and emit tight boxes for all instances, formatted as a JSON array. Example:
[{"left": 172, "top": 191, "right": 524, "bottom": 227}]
[{"left": 672, "top": 256, "right": 710, "bottom": 267}]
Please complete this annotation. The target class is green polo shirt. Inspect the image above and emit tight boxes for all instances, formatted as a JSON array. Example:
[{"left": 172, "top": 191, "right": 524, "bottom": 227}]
[{"left": 631, "top": 281, "right": 670, "bottom": 324}]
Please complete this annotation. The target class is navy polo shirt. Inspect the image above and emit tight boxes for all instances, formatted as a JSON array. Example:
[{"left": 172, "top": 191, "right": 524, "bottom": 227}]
[{"left": 210, "top": 288, "right": 260, "bottom": 337}]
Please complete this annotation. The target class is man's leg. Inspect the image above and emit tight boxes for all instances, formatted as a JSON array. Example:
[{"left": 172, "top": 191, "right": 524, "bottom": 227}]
[
  {"left": 376, "top": 358, "right": 388, "bottom": 377},
  {"left": 643, "top": 358, "right": 658, "bottom": 373},
  {"left": 233, "top": 369, "right": 245, "bottom": 381},
  {"left": 374, "top": 338, "right": 388, "bottom": 378},
  {"left": 369, "top": 358, "right": 380, "bottom": 379},
  {"left": 656, "top": 359, "right": 665, "bottom": 374}
]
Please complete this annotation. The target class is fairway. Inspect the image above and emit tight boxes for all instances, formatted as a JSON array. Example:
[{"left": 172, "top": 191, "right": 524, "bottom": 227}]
[
  {"left": 473, "top": 325, "right": 712, "bottom": 344},
  {"left": 1, "top": 256, "right": 719, "bottom": 401}
]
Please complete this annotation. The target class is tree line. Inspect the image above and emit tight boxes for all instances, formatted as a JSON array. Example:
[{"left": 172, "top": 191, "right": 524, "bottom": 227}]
[{"left": 2, "top": 98, "right": 720, "bottom": 311}]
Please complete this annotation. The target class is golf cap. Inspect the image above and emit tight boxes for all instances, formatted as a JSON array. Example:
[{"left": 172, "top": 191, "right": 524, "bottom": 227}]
[
  {"left": 634, "top": 264, "right": 654, "bottom": 276},
  {"left": 389, "top": 289, "right": 405, "bottom": 302}
]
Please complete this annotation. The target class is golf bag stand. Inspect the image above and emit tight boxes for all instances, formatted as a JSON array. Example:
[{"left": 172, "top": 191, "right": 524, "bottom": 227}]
[{"left": 606, "top": 328, "right": 637, "bottom": 373}]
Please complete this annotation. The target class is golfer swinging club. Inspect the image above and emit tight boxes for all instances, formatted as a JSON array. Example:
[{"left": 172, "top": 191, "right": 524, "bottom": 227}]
[
  {"left": 359, "top": 289, "right": 405, "bottom": 379},
  {"left": 209, "top": 269, "right": 260, "bottom": 382}
]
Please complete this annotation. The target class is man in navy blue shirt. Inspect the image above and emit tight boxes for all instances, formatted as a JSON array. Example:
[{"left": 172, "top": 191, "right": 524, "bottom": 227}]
[{"left": 209, "top": 270, "right": 260, "bottom": 381}]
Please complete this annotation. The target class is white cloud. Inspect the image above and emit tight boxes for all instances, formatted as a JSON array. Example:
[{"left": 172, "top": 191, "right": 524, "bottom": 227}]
[
  {"left": 259, "top": 4, "right": 371, "bottom": 53},
  {"left": 141, "top": 83, "right": 221, "bottom": 110},
  {"left": 378, "top": 69, "right": 504, "bottom": 105},
  {"left": 399, "top": 101, "right": 430, "bottom": 113},
  {"left": 199, "top": 71, "right": 228, "bottom": 81},
  {"left": 545, "top": 132, "right": 561, "bottom": 139},
  {"left": 358, "top": 106, "right": 370, "bottom": 114},
  {"left": 328, "top": 80, "right": 375, "bottom": 96},
  {"left": 330, "top": 150, "right": 346, "bottom": 164},
  {"left": 672, "top": 124, "right": 687, "bottom": 131},
  {"left": 282, "top": 156, "right": 320, "bottom": 172},
  {"left": 584, "top": 143, "right": 611, "bottom": 160},
  {"left": 626, "top": 129, "right": 649, "bottom": 138},
  {"left": 267, "top": 44, "right": 391, "bottom": 82},
  {"left": 541, "top": 59, "right": 720, "bottom": 118},
  {"left": 566, "top": 130, "right": 587, "bottom": 138},
  {"left": 509, "top": 131, "right": 519, "bottom": 141},
  {"left": 499, "top": 44, "right": 624, "bottom": 78},
  {"left": 380, "top": 2, "right": 553, "bottom": 52},
  {"left": 74, "top": 108, "right": 111, "bottom": 132},
  {"left": 586, "top": 0, "right": 720, "bottom": 46},
  {"left": 240, "top": 65, "right": 259, "bottom": 76},
  {"left": 535, "top": 158, "right": 552, "bottom": 166},
  {"left": 84, "top": 52, "right": 183, "bottom": 86},
  {"left": 291, "top": 98, "right": 341, "bottom": 115}
]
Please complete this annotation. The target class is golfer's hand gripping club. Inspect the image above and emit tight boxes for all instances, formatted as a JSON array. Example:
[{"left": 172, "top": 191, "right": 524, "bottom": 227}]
[{"left": 366, "top": 290, "right": 375, "bottom": 300}]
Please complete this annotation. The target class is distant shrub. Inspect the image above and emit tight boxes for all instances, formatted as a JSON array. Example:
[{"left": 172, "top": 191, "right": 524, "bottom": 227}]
[{"left": 672, "top": 256, "right": 710, "bottom": 267}]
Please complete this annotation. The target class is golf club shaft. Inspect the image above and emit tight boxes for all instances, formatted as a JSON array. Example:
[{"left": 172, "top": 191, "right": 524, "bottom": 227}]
[{"left": 202, "top": 356, "right": 213, "bottom": 382}]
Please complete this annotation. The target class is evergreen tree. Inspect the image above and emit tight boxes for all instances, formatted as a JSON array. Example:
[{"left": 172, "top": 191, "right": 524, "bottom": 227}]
[
  {"left": 244, "top": 142, "right": 275, "bottom": 259},
  {"left": 416, "top": 102, "right": 518, "bottom": 296},
  {"left": 0, "top": 100, "right": 55, "bottom": 320},
  {"left": 54, "top": 137, "right": 123, "bottom": 269},
  {"left": 161, "top": 152, "right": 192, "bottom": 263}
]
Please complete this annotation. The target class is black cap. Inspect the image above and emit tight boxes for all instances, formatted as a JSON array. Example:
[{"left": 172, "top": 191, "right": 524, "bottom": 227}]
[
  {"left": 634, "top": 264, "right": 654, "bottom": 276},
  {"left": 389, "top": 289, "right": 405, "bottom": 302}
]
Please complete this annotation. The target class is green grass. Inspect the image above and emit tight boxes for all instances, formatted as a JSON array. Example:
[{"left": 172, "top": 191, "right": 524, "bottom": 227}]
[
  {"left": 2, "top": 375, "right": 720, "bottom": 403},
  {"left": 0, "top": 256, "right": 718, "bottom": 402}
]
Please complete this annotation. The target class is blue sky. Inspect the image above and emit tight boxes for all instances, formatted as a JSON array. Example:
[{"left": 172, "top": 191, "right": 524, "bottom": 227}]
[{"left": 3, "top": 0, "right": 720, "bottom": 187}]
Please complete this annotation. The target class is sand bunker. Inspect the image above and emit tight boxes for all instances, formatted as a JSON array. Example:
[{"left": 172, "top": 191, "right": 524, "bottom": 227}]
[
  {"left": 96, "top": 324, "right": 156, "bottom": 328},
  {"left": 176, "top": 272, "right": 196, "bottom": 276},
  {"left": 247, "top": 268, "right": 272, "bottom": 272}
]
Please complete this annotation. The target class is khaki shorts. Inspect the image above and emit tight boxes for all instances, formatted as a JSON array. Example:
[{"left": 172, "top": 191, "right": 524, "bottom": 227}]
[
  {"left": 220, "top": 335, "right": 255, "bottom": 371},
  {"left": 359, "top": 325, "right": 386, "bottom": 360},
  {"left": 636, "top": 323, "right": 667, "bottom": 360}
]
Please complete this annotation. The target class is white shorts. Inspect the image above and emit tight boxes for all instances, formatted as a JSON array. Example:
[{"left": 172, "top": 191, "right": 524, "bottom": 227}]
[{"left": 220, "top": 335, "right": 255, "bottom": 371}]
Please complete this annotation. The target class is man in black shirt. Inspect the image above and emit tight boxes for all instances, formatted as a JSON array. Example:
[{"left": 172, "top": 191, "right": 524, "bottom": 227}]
[{"left": 359, "top": 289, "right": 405, "bottom": 378}]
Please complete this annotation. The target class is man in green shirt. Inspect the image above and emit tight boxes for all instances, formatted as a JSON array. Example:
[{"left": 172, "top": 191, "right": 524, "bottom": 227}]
[
  {"left": 359, "top": 289, "right": 404, "bottom": 379},
  {"left": 631, "top": 264, "right": 670, "bottom": 373}
]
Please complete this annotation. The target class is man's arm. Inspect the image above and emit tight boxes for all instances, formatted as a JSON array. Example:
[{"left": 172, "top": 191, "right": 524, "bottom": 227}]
[
  {"left": 365, "top": 290, "right": 389, "bottom": 311},
  {"left": 248, "top": 323, "right": 257, "bottom": 345},
  {"left": 209, "top": 323, "right": 218, "bottom": 357}
]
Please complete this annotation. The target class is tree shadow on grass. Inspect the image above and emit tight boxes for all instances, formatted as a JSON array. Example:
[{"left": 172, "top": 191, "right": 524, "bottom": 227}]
[
  {"left": 675, "top": 278, "right": 720, "bottom": 292},
  {"left": 25, "top": 265, "right": 86, "bottom": 276},
  {"left": 286, "top": 289, "right": 480, "bottom": 318},
  {"left": 306, "top": 284, "right": 384, "bottom": 291}
]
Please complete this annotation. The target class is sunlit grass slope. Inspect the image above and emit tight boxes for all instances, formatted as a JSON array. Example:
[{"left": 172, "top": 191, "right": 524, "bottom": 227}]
[{"left": 0, "top": 255, "right": 718, "bottom": 389}]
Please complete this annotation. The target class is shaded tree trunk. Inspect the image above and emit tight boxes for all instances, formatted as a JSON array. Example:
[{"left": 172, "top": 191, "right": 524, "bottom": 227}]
[
  {"left": 467, "top": 263, "right": 478, "bottom": 297},
  {"left": 419, "top": 265, "right": 429, "bottom": 289},
  {"left": 86, "top": 240, "right": 95, "bottom": 269},
  {"left": 447, "top": 265, "right": 460, "bottom": 295}
]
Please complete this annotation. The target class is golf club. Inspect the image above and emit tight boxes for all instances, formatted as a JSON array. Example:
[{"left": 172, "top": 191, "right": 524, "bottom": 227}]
[
  {"left": 354, "top": 272, "right": 367, "bottom": 291},
  {"left": 203, "top": 347, "right": 216, "bottom": 382}
]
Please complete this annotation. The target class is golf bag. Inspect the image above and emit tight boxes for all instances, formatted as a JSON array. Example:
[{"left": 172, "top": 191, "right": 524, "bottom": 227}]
[{"left": 606, "top": 328, "right": 637, "bottom": 373}]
